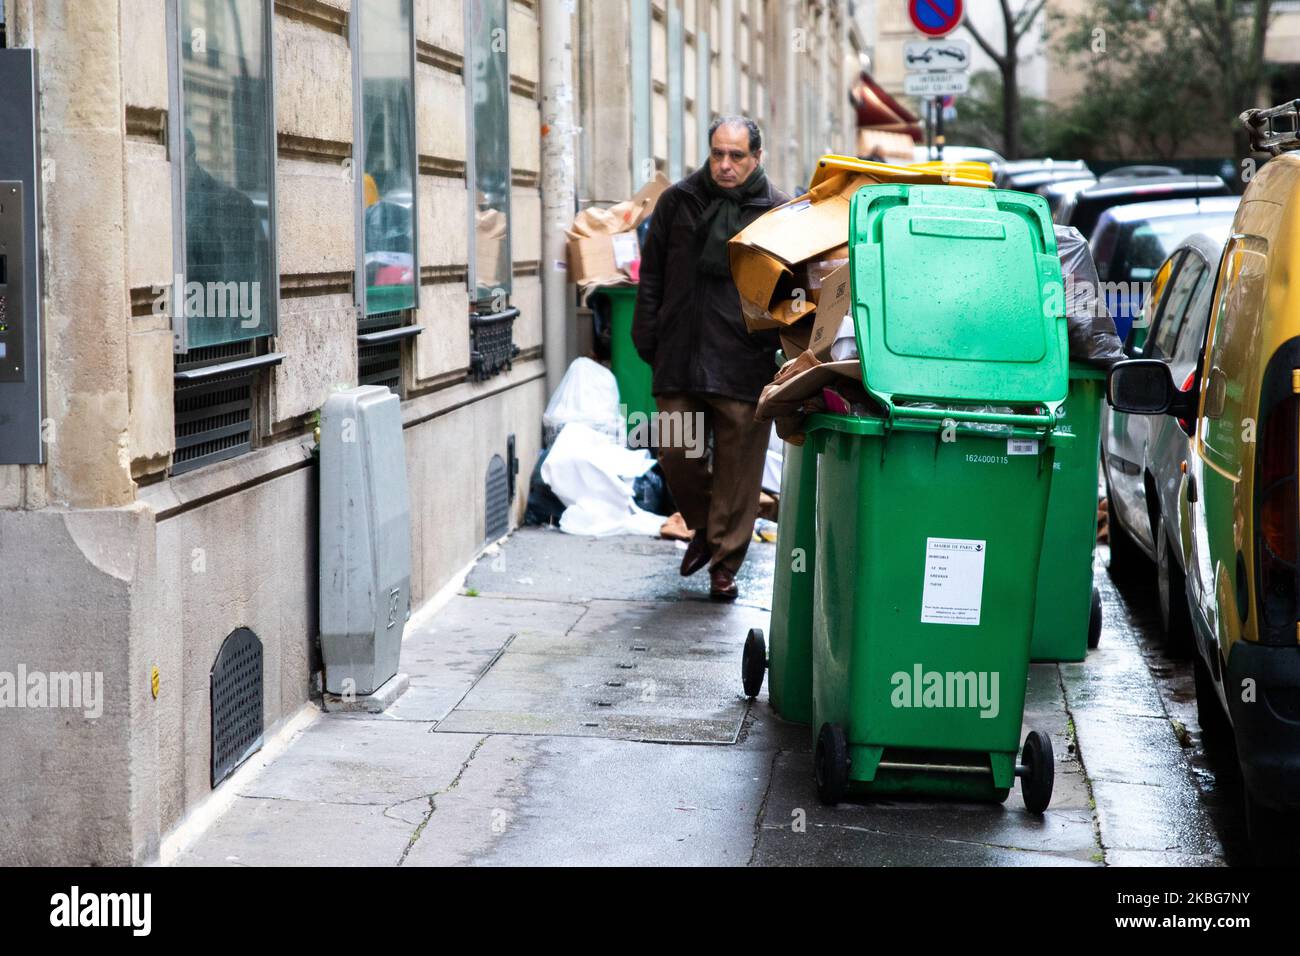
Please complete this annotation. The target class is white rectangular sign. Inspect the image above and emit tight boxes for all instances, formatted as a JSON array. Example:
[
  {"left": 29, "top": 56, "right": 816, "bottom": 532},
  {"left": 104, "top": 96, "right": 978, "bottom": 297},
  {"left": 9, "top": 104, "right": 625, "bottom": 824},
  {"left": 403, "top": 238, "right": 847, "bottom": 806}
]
[
  {"left": 904, "top": 39, "right": 972, "bottom": 72},
  {"left": 921, "top": 537, "right": 986, "bottom": 626},
  {"left": 904, "top": 71, "right": 970, "bottom": 96}
]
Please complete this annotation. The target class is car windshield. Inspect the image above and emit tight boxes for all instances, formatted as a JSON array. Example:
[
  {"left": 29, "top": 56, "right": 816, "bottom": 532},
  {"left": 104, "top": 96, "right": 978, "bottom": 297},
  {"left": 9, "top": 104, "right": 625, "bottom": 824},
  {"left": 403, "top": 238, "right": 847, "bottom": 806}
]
[{"left": 1109, "top": 212, "right": 1235, "bottom": 283}]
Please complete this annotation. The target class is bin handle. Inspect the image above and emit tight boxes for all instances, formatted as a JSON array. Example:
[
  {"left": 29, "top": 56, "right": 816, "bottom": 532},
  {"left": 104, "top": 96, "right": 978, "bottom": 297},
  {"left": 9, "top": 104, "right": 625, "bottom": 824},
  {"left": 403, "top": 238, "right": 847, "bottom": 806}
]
[{"left": 887, "top": 402, "right": 1059, "bottom": 429}]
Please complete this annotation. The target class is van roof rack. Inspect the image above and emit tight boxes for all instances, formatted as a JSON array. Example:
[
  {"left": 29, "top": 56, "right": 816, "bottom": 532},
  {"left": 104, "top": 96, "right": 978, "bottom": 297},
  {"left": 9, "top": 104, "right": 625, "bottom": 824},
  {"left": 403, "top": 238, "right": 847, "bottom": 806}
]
[{"left": 1240, "top": 99, "right": 1300, "bottom": 155}]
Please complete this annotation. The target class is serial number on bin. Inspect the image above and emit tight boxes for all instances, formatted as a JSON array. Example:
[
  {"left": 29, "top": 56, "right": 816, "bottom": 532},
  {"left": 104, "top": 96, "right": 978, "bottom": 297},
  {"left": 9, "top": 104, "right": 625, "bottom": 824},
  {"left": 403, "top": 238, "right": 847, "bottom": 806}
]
[{"left": 965, "top": 454, "right": 1009, "bottom": 465}]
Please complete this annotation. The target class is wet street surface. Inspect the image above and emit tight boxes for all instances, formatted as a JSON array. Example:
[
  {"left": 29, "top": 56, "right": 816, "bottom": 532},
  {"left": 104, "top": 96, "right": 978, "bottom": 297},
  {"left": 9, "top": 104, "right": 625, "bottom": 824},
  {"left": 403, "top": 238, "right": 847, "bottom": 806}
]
[
  {"left": 1093, "top": 549, "right": 1251, "bottom": 865},
  {"left": 172, "top": 528, "right": 1250, "bottom": 866}
]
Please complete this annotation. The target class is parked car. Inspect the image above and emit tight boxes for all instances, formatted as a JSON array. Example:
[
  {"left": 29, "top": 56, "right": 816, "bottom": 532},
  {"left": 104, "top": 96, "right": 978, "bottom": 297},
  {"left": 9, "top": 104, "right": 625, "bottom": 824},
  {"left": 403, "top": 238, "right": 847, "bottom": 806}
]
[
  {"left": 1102, "top": 232, "right": 1230, "bottom": 650},
  {"left": 1089, "top": 196, "right": 1240, "bottom": 339},
  {"left": 1099, "top": 165, "right": 1182, "bottom": 180},
  {"left": 1105, "top": 100, "right": 1300, "bottom": 862},
  {"left": 1040, "top": 177, "right": 1102, "bottom": 221},
  {"left": 994, "top": 158, "right": 1091, "bottom": 190},
  {"left": 1056, "top": 173, "right": 1233, "bottom": 240},
  {"left": 912, "top": 145, "right": 1004, "bottom": 166}
]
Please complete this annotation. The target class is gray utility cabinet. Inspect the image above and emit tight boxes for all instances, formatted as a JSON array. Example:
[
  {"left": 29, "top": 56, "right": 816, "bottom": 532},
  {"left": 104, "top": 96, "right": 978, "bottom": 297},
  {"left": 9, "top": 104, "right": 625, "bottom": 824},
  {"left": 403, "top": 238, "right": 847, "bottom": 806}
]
[{"left": 319, "top": 386, "right": 411, "bottom": 695}]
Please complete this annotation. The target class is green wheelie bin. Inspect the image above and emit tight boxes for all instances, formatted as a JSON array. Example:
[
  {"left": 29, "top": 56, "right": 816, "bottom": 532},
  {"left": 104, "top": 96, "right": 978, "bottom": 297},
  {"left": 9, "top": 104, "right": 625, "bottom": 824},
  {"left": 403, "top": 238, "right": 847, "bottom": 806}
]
[
  {"left": 742, "top": 435, "right": 818, "bottom": 723},
  {"left": 807, "top": 183, "right": 1070, "bottom": 814},
  {"left": 1030, "top": 364, "right": 1106, "bottom": 662},
  {"left": 591, "top": 286, "right": 657, "bottom": 425}
]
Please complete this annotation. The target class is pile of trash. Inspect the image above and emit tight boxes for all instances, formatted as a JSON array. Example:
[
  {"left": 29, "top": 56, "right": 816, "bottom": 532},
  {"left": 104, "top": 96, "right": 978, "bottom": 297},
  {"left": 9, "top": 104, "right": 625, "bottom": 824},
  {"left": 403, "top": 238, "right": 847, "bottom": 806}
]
[
  {"left": 526, "top": 357, "right": 783, "bottom": 543},
  {"left": 737, "top": 160, "right": 1125, "bottom": 443},
  {"left": 565, "top": 174, "right": 671, "bottom": 292}
]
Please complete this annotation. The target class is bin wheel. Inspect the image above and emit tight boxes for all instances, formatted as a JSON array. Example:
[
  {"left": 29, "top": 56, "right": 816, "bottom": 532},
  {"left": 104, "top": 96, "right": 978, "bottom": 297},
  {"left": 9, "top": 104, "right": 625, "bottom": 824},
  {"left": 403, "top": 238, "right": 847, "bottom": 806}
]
[
  {"left": 1087, "top": 586, "right": 1102, "bottom": 650},
  {"left": 742, "top": 628, "right": 767, "bottom": 699},
  {"left": 815, "top": 723, "right": 850, "bottom": 805},
  {"left": 1020, "top": 730, "right": 1054, "bottom": 815}
]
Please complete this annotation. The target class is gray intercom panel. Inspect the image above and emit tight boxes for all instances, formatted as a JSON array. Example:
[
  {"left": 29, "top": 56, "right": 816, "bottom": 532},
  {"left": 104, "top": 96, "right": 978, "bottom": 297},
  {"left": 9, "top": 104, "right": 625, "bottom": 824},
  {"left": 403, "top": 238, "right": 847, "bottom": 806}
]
[{"left": 0, "top": 49, "right": 44, "bottom": 464}]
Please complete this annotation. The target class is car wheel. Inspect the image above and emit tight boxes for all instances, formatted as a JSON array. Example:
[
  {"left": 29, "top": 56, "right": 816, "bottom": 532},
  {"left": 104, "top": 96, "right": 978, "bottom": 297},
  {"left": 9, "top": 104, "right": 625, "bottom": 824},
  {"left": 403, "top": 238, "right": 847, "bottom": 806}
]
[
  {"left": 1105, "top": 484, "right": 1143, "bottom": 580},
  {"left": 1192, "top": 652, "right": 1231, "bottom": 750},
  {"left": 1156, "top": 522, "right": 1194, "bottom": 658},
  {"left": 1246, "top": 788, "right": 1300, "bottom": 865}
]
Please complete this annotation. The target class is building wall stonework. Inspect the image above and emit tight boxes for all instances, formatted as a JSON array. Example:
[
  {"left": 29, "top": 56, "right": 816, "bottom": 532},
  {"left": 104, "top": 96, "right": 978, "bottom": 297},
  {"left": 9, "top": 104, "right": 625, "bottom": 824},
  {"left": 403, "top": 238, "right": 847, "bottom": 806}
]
[{"left": 0, "top": 0, "right": 550, "bottom": 864}]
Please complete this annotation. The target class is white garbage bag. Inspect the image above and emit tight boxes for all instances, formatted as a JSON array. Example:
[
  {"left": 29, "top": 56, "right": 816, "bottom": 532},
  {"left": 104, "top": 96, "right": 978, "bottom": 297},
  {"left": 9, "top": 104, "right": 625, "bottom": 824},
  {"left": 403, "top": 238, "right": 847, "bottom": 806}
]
[
  {"left": 762, "top": 423, "right": 782, "bottom": 494},
  {"left": 543, "top": 357, "right": 623, "bottom": 445},
  {"left": 540, "top": 422, "right": 663, "bottom": 537}
]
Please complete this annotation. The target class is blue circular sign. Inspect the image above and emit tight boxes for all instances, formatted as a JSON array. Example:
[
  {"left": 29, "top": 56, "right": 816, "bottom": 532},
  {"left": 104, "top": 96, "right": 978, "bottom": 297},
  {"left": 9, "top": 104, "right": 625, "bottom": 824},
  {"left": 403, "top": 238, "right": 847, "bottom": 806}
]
[{"left": 909, "top": 0, "right": 964, "bottom": 37}]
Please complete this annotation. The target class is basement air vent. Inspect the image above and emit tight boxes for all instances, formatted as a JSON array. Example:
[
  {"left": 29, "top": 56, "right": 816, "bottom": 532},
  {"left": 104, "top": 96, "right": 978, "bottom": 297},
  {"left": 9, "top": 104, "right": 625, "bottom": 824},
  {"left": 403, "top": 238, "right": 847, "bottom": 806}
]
[
  {"left": 210, "top": 627, "right": 264, "bottom": 788},
  {"left": 357, "top": 309, "right": 404, "bottom": 394},
  {"left": 485, "top": 454, "right": 509, "bottom": 543},
  {"left": 173, "top": 340, "right": 256, "bottom": 475}
]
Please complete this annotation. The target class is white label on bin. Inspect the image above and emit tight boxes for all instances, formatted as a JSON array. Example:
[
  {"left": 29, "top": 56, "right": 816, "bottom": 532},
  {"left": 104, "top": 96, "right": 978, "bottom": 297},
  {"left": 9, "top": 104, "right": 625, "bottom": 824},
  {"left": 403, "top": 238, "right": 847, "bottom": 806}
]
[
  {"left": 1008, "top": 438, "right": 1039, "bottom": 455},
  {"left": 921, "top": 537, "right": 986, "bottom": 626}
]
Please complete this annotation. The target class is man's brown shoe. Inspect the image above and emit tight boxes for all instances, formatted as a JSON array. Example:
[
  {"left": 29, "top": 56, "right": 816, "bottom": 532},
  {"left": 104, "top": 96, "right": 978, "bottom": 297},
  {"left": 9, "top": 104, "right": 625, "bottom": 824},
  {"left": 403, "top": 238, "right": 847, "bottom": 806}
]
[
  {"left": 680, "top": 533, "right": 711, "bottom": 577},
  {"left": 709, "top": 565, "right": 739, "bottom": 602}
]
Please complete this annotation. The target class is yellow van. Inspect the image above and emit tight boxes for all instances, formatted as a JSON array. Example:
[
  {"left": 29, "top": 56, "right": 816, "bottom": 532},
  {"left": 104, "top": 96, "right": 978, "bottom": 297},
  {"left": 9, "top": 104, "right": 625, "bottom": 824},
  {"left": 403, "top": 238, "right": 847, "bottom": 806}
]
[{"left": 1107, "top": 100, "right": 1300, "bottom": 863}]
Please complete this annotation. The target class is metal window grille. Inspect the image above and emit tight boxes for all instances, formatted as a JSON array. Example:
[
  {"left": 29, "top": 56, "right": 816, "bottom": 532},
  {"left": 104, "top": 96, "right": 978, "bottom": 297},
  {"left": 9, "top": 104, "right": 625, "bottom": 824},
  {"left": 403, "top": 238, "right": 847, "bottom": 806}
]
[
  {"left": 357, "top": 308, "right": 405, "bottom": 394},
  {"left": 172, "top": 340, "right": 257, "bottom": 475}
]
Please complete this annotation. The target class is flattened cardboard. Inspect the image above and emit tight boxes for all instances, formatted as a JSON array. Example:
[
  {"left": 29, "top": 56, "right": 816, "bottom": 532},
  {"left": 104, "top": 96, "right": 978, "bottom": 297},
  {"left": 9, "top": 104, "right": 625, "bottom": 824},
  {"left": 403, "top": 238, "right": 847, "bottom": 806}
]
[
  {"left": 565, "top": 172, "right": 671, "bottom": 287},
  {"left": 780, "top": 317, "right": 814, "bottom": 357},
  {"left": 806, "top": 262, "right": 852, "bottom": 359},
  {"left": 728, "top": 171, "right": 874, "bottom": 331}
]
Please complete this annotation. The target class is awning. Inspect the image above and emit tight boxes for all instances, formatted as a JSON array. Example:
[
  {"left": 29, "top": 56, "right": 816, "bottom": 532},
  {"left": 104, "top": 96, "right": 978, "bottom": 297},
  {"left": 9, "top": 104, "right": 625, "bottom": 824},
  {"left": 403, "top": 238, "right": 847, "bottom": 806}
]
[{"left": 851, "top": 73, "right": 923, "bottom": 143}]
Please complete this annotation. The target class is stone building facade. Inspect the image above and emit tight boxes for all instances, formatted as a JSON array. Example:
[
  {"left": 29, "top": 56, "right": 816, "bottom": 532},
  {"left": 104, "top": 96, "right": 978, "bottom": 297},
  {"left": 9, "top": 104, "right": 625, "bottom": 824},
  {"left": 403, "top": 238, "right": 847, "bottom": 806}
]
[{"left": 0, "top": 0, "right": 862, "bottom": 865}]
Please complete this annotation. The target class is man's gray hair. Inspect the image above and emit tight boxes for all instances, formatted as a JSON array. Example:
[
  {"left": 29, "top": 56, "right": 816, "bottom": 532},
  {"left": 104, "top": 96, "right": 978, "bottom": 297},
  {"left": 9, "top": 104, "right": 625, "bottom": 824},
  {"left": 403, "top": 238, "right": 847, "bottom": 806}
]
[{"left": 708, "top": 115, "right": 762, "bottom": 154}]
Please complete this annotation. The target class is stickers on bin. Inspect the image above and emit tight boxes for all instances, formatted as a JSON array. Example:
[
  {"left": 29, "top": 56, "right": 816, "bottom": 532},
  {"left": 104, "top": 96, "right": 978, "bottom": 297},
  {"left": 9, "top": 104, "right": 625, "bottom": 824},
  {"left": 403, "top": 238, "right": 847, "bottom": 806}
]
[
  {"left": 921, "top": 537, "right": 986, "bottom": 627},
  {"left": 1007, "top": 438, "right": 1039, "bottom": 455}
]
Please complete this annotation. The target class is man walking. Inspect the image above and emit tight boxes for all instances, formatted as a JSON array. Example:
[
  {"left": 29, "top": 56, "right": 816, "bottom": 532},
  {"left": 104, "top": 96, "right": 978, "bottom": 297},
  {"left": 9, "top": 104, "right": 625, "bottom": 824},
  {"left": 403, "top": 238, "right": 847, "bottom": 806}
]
[{"left": 633, "top": 117, "right": 790, "bottom": 601}]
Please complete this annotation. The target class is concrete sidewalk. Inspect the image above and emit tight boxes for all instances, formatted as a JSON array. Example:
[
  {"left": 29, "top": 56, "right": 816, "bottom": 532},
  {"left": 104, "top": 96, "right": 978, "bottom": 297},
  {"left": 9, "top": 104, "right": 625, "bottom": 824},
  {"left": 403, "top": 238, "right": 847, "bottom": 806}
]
[{"left": 170, "top": 528, "right": 1181, "bottom": 866}]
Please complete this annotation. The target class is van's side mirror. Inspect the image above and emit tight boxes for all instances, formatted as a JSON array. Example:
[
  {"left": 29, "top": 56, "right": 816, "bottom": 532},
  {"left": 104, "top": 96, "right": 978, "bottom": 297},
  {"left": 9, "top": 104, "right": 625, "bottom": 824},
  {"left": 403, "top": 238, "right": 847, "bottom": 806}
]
[{"left": 1107, "top": 359, "right": 1197, "bottom": 420}]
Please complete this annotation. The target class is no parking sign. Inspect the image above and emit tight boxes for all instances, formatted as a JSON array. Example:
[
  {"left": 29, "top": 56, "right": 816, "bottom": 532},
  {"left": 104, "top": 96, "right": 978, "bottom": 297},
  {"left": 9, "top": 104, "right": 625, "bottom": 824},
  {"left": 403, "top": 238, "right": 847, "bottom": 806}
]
[{"left": 908, "top": 0, "right": 964, "bottom": 38}]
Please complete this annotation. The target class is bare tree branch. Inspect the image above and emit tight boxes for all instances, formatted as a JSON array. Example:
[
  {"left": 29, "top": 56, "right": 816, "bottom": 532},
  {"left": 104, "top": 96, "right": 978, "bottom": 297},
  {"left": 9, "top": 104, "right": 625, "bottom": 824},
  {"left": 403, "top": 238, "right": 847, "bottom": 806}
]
[
  {"left": 962, "top": 15, "right": 1005, "bottom": 68},
  {"left": 1014, "top": 0, "right": 1048, "bottom": 39}
]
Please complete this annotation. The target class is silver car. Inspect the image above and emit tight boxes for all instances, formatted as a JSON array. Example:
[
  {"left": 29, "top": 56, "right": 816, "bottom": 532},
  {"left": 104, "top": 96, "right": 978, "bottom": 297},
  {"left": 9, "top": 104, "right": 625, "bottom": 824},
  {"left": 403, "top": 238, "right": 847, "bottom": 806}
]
[{"left": 1102, "top": 228, "right": 1234, "bottom": 646}]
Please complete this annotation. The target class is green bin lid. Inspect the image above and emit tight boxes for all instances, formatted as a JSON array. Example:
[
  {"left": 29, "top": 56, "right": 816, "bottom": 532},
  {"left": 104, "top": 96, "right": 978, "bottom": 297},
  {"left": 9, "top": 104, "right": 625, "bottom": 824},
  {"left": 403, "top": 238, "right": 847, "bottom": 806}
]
[{"left": 849, "top": 184, "right": 1068, "bottom": 421}]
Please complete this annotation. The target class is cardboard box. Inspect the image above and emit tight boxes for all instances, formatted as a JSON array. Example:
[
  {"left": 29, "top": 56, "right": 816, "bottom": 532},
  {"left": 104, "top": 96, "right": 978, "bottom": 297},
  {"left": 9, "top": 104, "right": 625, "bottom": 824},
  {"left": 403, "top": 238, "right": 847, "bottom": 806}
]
[
  {"left": 565, "top": 173, "right": 671, "bottom": 288},
  {"left": 728, "top": 171, "right": 875, "bottom": 330}
]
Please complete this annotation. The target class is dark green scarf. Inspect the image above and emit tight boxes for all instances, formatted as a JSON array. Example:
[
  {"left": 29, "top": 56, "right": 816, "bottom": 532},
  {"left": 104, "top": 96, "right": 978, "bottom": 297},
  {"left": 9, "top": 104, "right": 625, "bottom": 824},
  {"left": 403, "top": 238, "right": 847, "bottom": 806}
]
[{"left": 695, "top": 166, "right": 768, "bottom": 278}]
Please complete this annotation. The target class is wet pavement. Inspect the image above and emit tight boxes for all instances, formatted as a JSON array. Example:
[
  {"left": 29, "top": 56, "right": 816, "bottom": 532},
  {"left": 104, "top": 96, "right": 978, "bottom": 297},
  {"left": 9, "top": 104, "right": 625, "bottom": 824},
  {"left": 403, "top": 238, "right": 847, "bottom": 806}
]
[{"left": 170, "top": 527, "right": 1245, "bottom": 866}]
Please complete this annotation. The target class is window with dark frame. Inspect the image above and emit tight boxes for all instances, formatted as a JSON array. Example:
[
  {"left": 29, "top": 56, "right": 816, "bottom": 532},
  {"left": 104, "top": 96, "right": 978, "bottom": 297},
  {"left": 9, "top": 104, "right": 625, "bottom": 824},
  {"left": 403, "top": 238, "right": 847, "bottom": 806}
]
[
  {"left": 466, "top": 0, "right": 518, "bottom": 381},
  {"left": 355, "top": 0, "right": 422, "bottom": 396},
  {"left": 168, "top": 0, "right": 282, "bottom": 475}
]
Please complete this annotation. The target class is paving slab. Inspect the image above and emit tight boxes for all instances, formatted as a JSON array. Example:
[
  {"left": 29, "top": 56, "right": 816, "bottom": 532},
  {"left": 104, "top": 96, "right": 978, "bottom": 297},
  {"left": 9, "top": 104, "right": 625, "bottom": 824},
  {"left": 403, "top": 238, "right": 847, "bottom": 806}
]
[
  {"left": 172, "top": 797, "right": 417, "bottom": 867},
  {"left": 404, "top": 734, "right": 771, "bottom": 867},
  {"left": 236, "top": 717, "right": 481, "bottom": 806}
]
